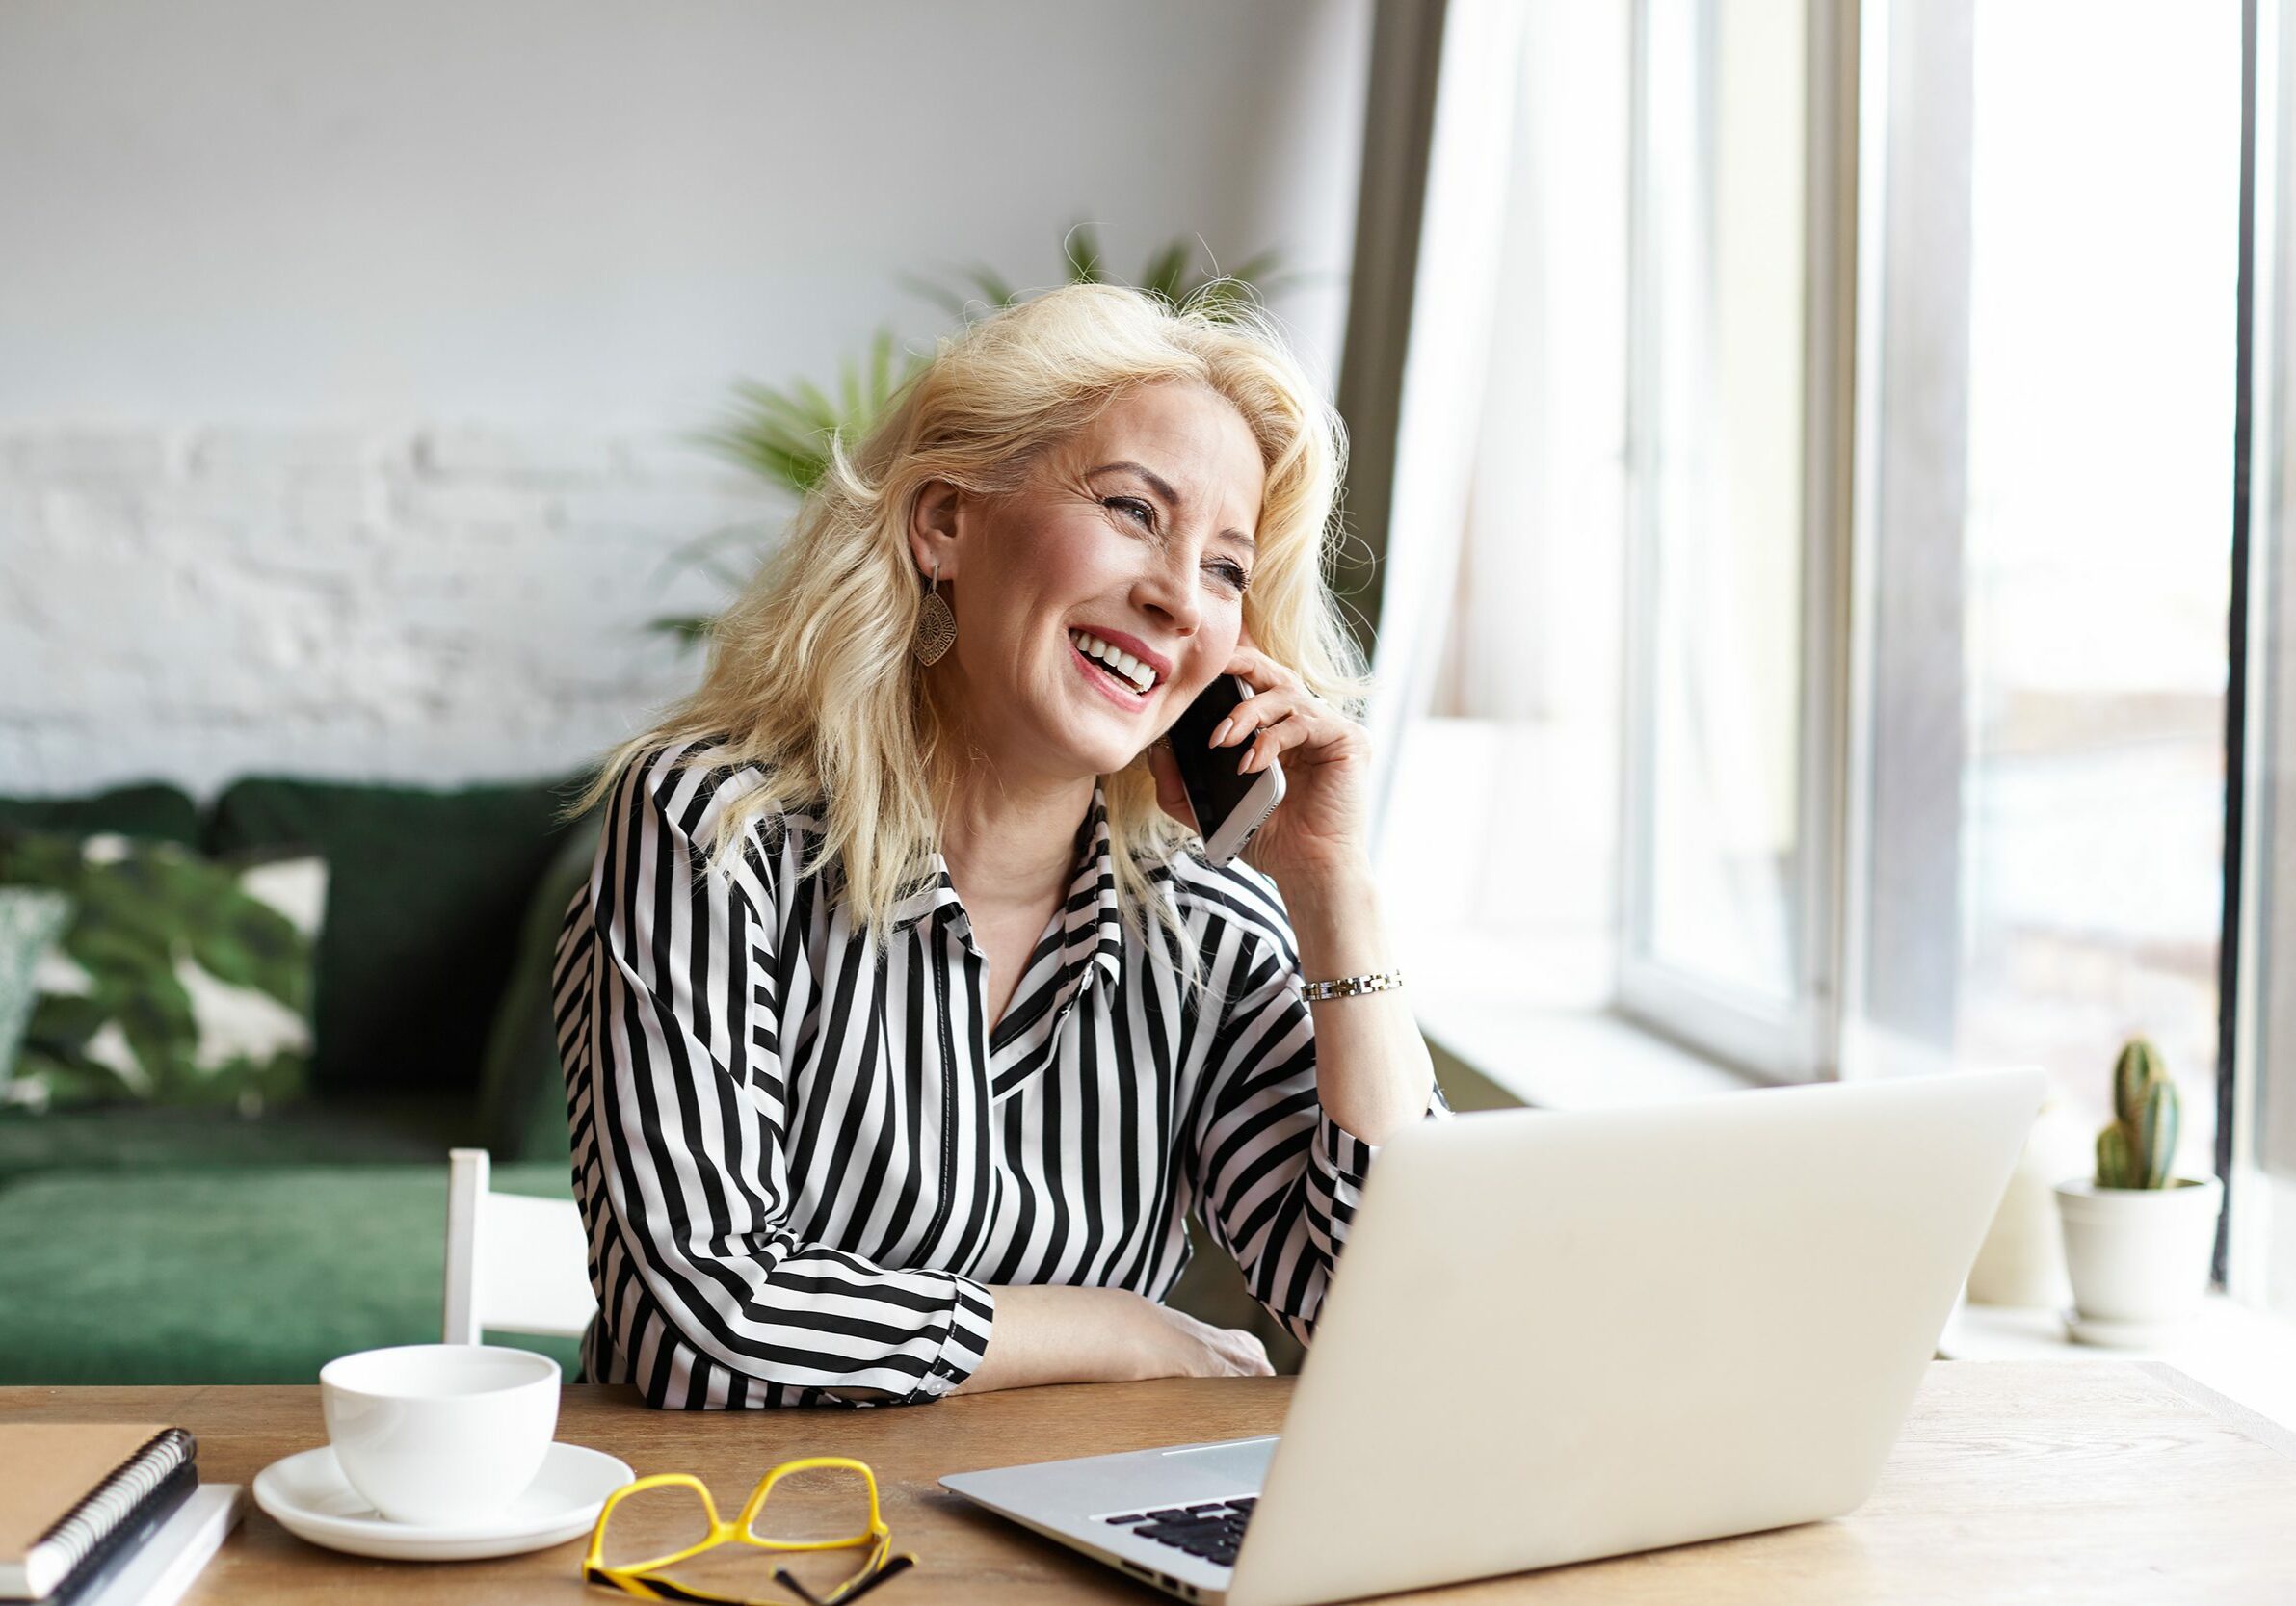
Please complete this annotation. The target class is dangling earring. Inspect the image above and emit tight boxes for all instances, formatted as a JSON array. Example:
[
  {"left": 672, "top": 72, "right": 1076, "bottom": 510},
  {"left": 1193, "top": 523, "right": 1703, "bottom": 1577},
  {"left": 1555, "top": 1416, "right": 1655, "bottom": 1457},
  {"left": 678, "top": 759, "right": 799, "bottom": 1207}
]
[{"left": 912, "top": 559, "right": 956, "bottom": 666}]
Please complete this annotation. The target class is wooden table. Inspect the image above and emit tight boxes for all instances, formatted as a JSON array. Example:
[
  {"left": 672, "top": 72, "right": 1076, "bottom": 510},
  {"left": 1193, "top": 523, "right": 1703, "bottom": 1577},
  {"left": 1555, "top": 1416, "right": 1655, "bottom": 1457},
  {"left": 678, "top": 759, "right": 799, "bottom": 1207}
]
[{"left": 7, "top": 1361, "right": 2295, "bottom": 1604}]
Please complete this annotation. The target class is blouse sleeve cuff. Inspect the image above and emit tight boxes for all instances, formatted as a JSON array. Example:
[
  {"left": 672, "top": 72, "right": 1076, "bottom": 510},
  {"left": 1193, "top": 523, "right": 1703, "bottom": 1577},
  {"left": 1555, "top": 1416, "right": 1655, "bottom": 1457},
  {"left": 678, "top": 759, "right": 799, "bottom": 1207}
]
[
  {"left": 1307, "top": 1078, "right": 1456, "bottom": 1256},
  {"left": 1319, "top": 1076, "right": 1457, "bottom": 1180},
  {"left": 912, "top": 1275, "right": 998, "bottom": 1402}
]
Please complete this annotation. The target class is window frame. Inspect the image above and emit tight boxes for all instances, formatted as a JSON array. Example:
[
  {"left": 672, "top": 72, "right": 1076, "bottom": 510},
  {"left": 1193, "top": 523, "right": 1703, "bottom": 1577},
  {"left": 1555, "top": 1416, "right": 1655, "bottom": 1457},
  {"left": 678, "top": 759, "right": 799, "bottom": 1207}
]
[
  {"left": 1616, "top": 0, "right": 1859, "bottom": 1084},
  {"left": 2229, "top": 0, "right": 2281, "bottom": 1307}
]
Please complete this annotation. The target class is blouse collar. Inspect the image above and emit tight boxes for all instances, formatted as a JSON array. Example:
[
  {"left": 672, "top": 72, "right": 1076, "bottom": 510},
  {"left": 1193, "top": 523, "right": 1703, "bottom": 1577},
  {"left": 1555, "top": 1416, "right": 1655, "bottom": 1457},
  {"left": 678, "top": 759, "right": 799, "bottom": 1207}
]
[{"left": 886, "top": 778, "right": 1127, "bottom": 996}]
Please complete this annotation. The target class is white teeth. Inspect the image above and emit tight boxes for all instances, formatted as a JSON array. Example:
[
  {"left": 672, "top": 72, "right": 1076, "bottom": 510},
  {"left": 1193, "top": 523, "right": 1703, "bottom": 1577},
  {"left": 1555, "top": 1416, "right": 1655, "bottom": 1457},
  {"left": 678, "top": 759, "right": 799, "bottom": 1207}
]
[{"left": 1069, "top": 629, "right": 1156, "bottom": 694}]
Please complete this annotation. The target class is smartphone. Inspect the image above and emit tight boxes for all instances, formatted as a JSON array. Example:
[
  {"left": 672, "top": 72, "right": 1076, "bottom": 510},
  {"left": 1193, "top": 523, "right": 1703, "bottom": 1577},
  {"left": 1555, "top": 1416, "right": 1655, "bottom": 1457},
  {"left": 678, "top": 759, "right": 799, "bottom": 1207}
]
[{"left": 1165, "top": 673, "right": 1286, "bottom": 867}]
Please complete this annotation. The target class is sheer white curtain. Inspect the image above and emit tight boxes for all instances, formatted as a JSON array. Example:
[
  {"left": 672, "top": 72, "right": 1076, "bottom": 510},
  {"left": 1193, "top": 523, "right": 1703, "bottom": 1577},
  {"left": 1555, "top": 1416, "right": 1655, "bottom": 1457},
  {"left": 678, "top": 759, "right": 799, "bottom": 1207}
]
[
  {"left": 1362, "top": 0, "right": 1633, "bottom": 1012},
  {"left": 1361, "top": 0, "right": 1531, "bottom": 855}
]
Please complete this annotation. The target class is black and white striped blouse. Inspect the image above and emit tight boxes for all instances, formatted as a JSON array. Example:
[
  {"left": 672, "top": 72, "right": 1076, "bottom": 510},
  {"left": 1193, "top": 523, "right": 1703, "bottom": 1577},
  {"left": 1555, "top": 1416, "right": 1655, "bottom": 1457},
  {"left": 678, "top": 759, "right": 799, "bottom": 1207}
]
[{"left": 552, "top": 736, "right": 1454, "bottom": 1409}]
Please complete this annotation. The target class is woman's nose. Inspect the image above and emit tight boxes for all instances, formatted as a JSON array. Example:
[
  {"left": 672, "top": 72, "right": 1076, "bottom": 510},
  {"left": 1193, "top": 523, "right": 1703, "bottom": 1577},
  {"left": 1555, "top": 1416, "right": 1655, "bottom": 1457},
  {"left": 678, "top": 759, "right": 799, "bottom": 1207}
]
[{"left": 1133, "top": 549, "right": 1202, "bottom": 634}]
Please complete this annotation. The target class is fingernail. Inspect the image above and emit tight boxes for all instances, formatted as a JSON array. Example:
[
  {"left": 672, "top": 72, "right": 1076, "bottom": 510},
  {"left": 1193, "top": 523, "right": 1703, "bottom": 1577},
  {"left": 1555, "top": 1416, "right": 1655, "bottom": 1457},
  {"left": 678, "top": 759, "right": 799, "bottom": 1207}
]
[{"left": 1210, "top": 718, "right": 1232, "bottom": 747}]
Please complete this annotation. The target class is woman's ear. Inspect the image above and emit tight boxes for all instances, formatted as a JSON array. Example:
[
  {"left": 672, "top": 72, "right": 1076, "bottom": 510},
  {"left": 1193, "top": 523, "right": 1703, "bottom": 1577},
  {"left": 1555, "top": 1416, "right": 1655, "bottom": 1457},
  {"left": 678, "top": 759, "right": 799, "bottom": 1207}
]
[{"left": 908, "top": 478, "right": 963, "bottom": 580}]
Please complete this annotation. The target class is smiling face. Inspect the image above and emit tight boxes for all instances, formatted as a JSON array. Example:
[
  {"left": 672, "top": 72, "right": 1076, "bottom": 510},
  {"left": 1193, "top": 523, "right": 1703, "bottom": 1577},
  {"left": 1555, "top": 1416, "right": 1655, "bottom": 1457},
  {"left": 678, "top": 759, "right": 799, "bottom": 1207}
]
[{"left": 909, "top": 379, "right": 1268, "bottom": 789}]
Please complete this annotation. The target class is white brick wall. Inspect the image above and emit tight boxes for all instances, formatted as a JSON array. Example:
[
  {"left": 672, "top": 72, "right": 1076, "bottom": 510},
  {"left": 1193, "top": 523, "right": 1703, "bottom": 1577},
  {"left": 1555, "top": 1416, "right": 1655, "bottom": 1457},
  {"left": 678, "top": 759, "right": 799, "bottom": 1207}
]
[{"left": 0, "top": 427, "right": 786, "bottom": 801}]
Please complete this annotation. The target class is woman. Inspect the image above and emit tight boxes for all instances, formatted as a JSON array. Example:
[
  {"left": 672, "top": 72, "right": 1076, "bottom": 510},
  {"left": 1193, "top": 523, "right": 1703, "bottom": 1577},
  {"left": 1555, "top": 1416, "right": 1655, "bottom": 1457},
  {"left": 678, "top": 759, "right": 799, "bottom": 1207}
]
[{"left": 554, "top": 282, "right": 1452, "bottom": 1410}]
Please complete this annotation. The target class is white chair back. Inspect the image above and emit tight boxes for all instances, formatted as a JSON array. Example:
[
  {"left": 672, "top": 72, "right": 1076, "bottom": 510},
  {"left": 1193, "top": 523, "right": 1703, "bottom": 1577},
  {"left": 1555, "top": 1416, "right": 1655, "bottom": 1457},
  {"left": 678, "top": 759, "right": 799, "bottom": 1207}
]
[{"left": 442, "top": 1147, "right": 596, "bottom": 1345}]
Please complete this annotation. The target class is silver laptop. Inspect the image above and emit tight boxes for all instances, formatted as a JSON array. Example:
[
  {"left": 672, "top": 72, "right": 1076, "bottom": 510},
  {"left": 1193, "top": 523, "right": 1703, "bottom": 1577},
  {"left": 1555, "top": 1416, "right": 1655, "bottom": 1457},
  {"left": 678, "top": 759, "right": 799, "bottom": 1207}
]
[{"left": 940, "top": 1066, "right": 2046, "bottom": 1606}]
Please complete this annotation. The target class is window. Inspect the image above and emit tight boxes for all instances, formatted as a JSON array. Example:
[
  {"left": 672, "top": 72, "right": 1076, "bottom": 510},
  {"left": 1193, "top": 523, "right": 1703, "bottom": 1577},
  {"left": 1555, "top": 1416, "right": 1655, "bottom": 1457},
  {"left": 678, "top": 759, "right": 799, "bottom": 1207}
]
[
  {"left": 1617, "top": 0, "right": 1850, "bottom": 1078},
  {"left": 1845, "top": 0, "right": 2239, "bottom": 1192},
  {"left": 1376, "top": 2, "right": 2247, "bottom": 1291}
]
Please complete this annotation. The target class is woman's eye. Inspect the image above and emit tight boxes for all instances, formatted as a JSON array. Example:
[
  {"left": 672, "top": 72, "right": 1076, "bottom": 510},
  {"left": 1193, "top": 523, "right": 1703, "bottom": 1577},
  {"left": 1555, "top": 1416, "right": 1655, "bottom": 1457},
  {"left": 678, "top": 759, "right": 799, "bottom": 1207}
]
[
  {"left": 1210, "top": 562, "right": 1252, "bottom": 592},
  {"left": 1105, "top": 496, "right": 1155, "bottom": 530}
]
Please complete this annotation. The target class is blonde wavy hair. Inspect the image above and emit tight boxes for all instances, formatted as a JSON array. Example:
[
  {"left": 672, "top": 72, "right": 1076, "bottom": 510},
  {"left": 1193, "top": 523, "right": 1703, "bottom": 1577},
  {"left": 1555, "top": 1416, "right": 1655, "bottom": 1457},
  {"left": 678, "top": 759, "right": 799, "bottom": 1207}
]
[{"left": 562, "top": 280, "right": 1369, "bottom": 1002}]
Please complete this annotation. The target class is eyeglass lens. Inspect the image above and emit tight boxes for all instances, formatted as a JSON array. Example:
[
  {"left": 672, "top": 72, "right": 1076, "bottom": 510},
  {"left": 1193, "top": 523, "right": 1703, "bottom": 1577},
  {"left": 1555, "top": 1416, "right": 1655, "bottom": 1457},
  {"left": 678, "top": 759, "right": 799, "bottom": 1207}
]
[
  {"left": 746, "top": 1464, "right": 880, "bottom": 1546},
  {"left": 596, "top": 1483, "right": 717, "bottom": 1572}
]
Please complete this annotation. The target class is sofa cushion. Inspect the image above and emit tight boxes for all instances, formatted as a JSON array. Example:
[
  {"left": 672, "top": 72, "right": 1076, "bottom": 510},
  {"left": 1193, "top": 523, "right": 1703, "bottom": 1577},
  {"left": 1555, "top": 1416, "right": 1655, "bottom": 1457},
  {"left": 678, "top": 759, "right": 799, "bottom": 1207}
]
[
  {"left": 0, "top": 1093, "right": 474, "bottom": 1184},
  {"left": 0, "top": 889, "right": 74, "bottom": 1080},
  {"left": 0, "top": 1159, "right": 581, "bottom": 1385},
  {"left": 205, "top": 774, "right": 589, "bottom": 1099},
  {"left": 0, "top": 830, "right": 325, "bottom": 1114},
  {"left": 0, "top": 782, "right": 201, "bottom": 848},
  {"left": 477, "top": 811, "right": 601, "bottom": 1165}
]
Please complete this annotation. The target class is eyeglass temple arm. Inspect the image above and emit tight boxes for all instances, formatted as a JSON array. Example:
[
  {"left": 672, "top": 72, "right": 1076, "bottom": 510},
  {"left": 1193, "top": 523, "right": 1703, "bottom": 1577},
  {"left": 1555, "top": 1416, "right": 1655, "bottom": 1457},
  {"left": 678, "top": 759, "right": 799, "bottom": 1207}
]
[
  {"left": 772, "top": 1571, "right": 824, "bottom": 1606},
  {"left": 776, "top": 1552, "right": 914, "bottom": 1606},
  {"left": 835, "top": 1554, "right": 916, "bottom": 1606}
]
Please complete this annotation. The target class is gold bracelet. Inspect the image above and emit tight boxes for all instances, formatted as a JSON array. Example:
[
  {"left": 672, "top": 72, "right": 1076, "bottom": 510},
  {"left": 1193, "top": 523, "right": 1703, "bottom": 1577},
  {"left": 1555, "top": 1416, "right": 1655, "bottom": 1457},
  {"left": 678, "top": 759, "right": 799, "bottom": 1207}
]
[{"left": 1299, "top": 969, "right": 1403, "bottom": 1001}]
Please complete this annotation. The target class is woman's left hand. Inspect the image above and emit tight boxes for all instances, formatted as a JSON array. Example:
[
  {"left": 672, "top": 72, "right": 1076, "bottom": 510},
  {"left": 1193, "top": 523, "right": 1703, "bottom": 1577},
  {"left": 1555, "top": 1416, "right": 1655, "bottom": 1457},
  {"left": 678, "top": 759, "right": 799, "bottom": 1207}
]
[{"left": 1146, "top": 635, "right": 1372, "bottom": 887}]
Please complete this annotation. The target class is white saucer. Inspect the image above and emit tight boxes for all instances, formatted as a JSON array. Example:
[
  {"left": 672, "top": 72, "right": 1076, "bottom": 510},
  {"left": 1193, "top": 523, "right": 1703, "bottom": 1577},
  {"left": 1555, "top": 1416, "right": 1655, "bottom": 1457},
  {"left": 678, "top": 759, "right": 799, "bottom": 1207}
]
[{"left": 252, "top": 1441, "right": 634, "bottom": 1560}]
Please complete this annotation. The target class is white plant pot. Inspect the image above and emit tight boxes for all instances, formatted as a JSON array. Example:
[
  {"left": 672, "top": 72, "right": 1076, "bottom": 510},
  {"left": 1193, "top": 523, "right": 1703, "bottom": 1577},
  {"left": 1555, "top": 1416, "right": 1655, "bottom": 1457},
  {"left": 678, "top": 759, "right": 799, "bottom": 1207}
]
[
  {"left": 2053, "top": 1174, "right": 2223, "bottom": 1337},
  {"left": 1966, "top": 1092, "right": 2091, "bottom": 1307}
]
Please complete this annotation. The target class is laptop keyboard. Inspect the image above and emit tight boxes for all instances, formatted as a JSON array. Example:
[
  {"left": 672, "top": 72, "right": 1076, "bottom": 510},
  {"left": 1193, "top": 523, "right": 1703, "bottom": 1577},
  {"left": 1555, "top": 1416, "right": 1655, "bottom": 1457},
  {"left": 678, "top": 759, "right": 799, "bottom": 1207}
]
[{"left": 1101, "top": 1496, "right": 1256, "bottom": 1568}]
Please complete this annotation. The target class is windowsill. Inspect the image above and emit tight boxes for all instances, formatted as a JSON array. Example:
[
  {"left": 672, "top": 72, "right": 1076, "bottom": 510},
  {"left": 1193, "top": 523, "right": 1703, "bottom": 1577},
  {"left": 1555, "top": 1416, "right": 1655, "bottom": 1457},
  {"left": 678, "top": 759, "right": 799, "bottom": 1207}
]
[
  {"left": 1940, "top": 1294, "right": 2296, "bottom": 1435},
  {"left": 1415, "top": 993, "right": 1762, "bottom": 1110}
]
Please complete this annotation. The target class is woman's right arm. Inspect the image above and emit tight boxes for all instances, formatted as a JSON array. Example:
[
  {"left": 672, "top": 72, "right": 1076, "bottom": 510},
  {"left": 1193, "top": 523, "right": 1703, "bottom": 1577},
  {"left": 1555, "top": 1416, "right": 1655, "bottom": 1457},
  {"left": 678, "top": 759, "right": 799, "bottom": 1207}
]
[
  {"left": 571, "top": 750, "right": 997, "bottom": 1409},
  {"left": 950, "top": 1283, "right": 1275, "bottom": 1396}
]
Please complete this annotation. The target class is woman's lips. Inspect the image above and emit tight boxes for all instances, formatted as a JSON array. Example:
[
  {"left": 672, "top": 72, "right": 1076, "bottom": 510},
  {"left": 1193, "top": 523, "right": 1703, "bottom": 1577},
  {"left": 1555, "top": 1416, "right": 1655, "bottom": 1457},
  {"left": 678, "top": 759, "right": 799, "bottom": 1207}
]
[{"left": 1069, "top": 638, "right": 1151, "bottom": 710}]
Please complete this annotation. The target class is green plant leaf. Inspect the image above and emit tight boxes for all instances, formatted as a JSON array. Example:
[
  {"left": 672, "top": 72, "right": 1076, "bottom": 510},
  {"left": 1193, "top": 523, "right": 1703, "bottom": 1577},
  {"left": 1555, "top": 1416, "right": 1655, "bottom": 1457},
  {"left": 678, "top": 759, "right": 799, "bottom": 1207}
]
[
  {"left": 870, "top": 326, "right": 895, "bottom": 415},
  {"left": 647, "top": 615, "right": 717, "bottom": 645},
  {"left": 1064, "top": 220, "right": 1107, "bottom": 285},
  {"left": 25, "top": 991, "right": 107, "bottom": 1054},
  {"left": 11, "top": 1046, "right": 128, "bottom": 1108},
  {"left": 788, "top": 375, "right": 838, "bottom": 429},
  {"left": 1138, "top": 238, "right": 1194, "bottom": 303},
  {"left": 1221, "top": 247, "right": 1285, "bottom": 285}
]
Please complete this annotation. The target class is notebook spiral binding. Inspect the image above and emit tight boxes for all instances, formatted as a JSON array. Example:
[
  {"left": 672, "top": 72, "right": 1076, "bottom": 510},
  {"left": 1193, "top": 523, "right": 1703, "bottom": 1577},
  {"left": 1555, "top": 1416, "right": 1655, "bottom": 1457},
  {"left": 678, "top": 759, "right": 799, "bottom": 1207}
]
[{"left": 30, "top": 1429, "right": 197, "bottom": 1588}]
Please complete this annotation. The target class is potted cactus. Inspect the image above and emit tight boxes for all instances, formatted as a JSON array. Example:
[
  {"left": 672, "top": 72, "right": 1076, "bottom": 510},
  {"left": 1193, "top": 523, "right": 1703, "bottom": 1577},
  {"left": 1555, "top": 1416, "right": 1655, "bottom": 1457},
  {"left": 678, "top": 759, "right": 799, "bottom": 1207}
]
[{"left": 2051, "top": 1037, "right": 2224, "bottom": 1345}]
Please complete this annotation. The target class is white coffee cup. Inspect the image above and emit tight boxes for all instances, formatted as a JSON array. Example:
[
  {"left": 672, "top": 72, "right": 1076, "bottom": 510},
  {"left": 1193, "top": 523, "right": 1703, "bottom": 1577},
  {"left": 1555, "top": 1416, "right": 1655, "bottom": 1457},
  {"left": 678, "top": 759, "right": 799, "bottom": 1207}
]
[{"left": 319, "top": 1344, "right": 561, "bottom": 1526}]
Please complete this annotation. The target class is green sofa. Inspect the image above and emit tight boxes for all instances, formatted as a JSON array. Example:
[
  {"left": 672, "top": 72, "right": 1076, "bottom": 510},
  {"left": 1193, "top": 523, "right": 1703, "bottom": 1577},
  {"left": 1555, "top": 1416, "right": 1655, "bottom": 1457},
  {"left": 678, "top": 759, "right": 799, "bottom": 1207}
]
[{"left": 0, "top": 771, "right": 603, "bottom": 1384}]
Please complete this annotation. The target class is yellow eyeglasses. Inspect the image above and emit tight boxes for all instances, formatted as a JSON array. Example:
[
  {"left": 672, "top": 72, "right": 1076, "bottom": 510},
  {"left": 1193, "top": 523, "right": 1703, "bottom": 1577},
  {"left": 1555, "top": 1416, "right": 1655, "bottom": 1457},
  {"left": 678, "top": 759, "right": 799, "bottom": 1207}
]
[{"left": 583, "top": 1457, "right": 916, "bottom": 1606}]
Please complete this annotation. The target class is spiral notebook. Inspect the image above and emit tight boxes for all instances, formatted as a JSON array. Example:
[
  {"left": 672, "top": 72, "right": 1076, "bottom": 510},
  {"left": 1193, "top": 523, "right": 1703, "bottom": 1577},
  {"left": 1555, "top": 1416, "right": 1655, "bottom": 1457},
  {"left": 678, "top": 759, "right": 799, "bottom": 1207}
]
[
  {"left": 0, "top": 1425, "right": 197, "bottom": 1602},
  {"left": 57, "top": 1487, "right": 240, "bottom": 1606}
]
